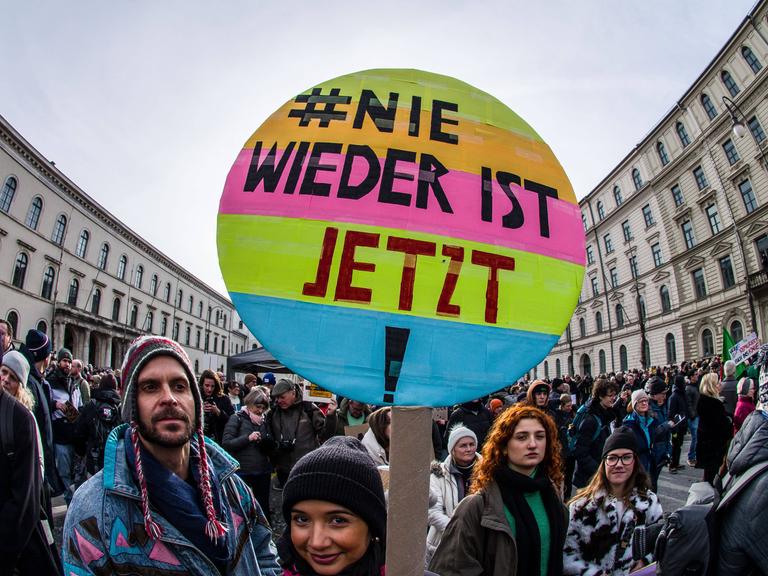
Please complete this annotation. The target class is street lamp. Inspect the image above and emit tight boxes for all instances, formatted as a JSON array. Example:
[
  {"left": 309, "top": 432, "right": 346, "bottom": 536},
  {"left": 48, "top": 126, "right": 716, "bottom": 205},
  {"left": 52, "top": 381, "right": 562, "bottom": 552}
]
[{"left": 722, "top": 96, "right": 749, "bottom": 139}]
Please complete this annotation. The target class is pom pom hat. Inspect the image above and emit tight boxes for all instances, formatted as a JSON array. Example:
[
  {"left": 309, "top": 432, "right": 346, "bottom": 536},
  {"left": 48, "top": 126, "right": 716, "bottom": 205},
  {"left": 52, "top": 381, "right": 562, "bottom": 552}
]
[{"left": 120, "top": 335, "right": 226, "bottom": 542}]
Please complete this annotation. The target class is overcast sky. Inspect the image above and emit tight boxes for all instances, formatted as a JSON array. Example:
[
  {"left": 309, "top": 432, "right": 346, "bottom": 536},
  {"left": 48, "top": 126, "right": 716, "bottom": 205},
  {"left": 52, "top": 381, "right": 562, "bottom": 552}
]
[{"left": 2, "top": 0, "right": 758, "bottom": 297}]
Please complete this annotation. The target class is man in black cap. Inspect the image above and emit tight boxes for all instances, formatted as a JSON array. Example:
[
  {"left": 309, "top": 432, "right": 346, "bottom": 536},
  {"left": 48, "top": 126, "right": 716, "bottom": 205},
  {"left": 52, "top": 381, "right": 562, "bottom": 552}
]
[{"left": 48, "top": 347, "right": 80, "bottom": 504}]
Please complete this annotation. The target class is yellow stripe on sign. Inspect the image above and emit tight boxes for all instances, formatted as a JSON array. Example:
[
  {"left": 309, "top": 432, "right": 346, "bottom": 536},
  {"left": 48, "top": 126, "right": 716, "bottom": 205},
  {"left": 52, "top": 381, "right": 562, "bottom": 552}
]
[
  {"left": 244, "top": 107, "right": 575, "bottom": 205},
  {"left": 217, "top": 214, "right": 584, "bottom": 336}
]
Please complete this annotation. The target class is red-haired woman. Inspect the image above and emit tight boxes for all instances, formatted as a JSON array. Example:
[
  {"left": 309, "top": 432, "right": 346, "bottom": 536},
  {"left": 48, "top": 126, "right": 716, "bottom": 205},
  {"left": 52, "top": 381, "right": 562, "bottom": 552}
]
[{"left": 429, "top": 404, "right": 568, "bottom": 576}]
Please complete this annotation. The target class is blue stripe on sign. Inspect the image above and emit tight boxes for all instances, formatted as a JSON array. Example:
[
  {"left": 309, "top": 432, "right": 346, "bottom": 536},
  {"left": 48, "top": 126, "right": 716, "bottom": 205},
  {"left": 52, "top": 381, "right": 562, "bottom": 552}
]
[{"left": 231, "top": 293, "right": 559, "bottom": 407}]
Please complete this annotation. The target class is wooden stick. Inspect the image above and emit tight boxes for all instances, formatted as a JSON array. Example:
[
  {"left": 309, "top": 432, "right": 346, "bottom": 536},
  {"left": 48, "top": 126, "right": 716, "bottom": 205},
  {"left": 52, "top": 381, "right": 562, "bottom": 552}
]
[{"left": 386, "top": 406, "right": 433, "bottom": 576}]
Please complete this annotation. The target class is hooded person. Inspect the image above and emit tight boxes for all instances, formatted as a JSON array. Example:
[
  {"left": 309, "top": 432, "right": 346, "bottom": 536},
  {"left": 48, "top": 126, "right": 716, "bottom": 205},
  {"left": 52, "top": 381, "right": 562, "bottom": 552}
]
[
  {"left": 361, "top": 406, "right": 391, "bottom": 466},
  {"left": 0, "top": 350, "right": 61, "bottom": 574},
  {"left": 73, "top": 372, "right": 122, "bottom": 474},
  {"left": 62, "top": 335, "right": 280, "bottom": 575},
  {"left": 526, "top": 379, "right": 557, "bottom": 417}
]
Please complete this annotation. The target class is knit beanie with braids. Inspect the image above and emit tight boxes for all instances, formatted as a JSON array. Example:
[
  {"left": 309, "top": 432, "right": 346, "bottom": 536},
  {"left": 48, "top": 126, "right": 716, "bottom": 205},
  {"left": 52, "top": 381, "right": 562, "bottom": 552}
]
[{"left": 120, "top": 335, "right": 227, "bottom": 542}]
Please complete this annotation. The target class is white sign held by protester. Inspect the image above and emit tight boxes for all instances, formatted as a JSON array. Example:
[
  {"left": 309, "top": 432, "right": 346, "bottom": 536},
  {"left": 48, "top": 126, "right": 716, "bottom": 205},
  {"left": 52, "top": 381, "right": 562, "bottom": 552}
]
[{"left": 729, "top": 332, "right": 760, "bottom": 365}]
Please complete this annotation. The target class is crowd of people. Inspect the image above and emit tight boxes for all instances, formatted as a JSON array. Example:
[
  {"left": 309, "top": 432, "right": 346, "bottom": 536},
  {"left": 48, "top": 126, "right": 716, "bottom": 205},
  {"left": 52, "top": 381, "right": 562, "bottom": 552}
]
[{"left": 1, "top": 317, "right": 767, "bottom": 575}]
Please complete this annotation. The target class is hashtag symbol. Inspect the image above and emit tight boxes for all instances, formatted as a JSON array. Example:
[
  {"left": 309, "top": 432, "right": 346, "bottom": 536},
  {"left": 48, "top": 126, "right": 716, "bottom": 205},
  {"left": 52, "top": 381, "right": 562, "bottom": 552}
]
[{"left": 288, "top": 88, "right": 352, "bottom": 127}]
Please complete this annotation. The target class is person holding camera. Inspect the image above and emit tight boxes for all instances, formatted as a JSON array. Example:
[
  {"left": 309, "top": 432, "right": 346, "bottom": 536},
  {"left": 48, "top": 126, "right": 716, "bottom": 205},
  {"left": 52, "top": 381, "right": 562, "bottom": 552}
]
[
  {"left": 199, "top": 370, "right": 234, "bottom": 444},
  {"left": 268, "top": 379, "right": 325, "bottom": 488}
]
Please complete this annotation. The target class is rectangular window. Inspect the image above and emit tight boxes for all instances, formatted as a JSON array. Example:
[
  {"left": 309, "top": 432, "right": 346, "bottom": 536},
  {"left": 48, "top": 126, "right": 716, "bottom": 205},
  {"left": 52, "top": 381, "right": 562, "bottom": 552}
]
[
  {"left": 682, "top": 220, "right": 696, "bottom": 249},
  {"left": 622, "top": 220, "right": 632, "bottom": 242},
  {"left": 610, "top": 268, "right": 618, "bottom": 288},
  {"left": 723, "top": 139, "right": 740, "bottom": 165},
  {"left": 586, "top": 245, "right": 594, "bottom": 265},
  {"left": 629, "top": 256, "right": 639, "bottom": 279},
  {"left": 652, "top": 243, "right": 663, "bottom": 267},
  {"left": 719, "top": 255, "right": 736, "bottom": 289},
  {"left": 693, "top": 166, "right": 709, "bottom": 190},
  {"left": 749, "top": 116, "right": 766, "bottom": 143},
  {"left": 671, "top": 184, "right": 684, "bottom": 207},
  {"left": 582, "top": 213, "right": 588, "bottom": 231},
  {"left": 706, "top": 204, "right": 721, "bottom": 234},
  {"left": 739, "top": 179, "right": 758, "bottom": 213},
  {"left": 693, "top": 268, "right": 707, "bottom": 299},
  {"left": 591, "top": 277, "right": 599, "bottom": 297},
  {"left": 642, "top": 204, "right": 655, "bottom": 227},
  {"left": 604, "top": 234, "right": 614, "bottom": 254}
]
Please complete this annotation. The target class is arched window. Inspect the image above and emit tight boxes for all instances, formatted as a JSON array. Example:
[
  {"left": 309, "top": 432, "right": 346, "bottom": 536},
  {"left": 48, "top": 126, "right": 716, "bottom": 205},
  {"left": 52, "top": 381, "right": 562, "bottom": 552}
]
[
  {"left": 620, "top": 345, "right": 628, "bottom": 372},
  {"left": 37, "top": 320, "right": 48, "bottom": 334},
  {"left": 91, "top": 288, "right": 101, "bottom": 315},
  {"left": 25, "top": 196, "right": 43, "bottom": 229},
  {"left": 223, "top": 314, "right": 228, "bottom": 327},
  {"left": 160, "top": 316, "right": 168, "bottom": 337},
  {"left": 150, "top": 274, "right": 158, "bottom": 296},
  {"left": 145, "top": 311, "right": 154, "bottom": 333},
  {"left": 544, "top": 360, "right": 549, "bottom": 379},
  {"left": 185, "top": 326, "right": 191, "bottom": 345},
  {"left": 568, "top": 355, "right": 574, "bottom": 376},
  {"left": 657, "top": 141, "right": 669, "bottom": 166},
  {"left": 135, "top": 265, "right": 144, "bottom": 289},
  {"left": 632, "top": 169, "right": 643, "bottom": 191},
  {"left": 599, "top": 349, "right": 606, "bottom": 374},
  {"left": 616, "top": 304, "right": 625, "bottom": 328},
  {"left": 613, "top": 185, "right": 623, "bottom": 206},
  {"left": 643, "top": 340, "right": 651, "bottom": 368},
  {"left": 666, "top": 333, "right": 677, "bottom": 364},
  {"left": 215, "top": 310, "right": 221, "bottom": 325},
  {"left": 51, "top": 214, "right": 67, "bottom": 245},
  {"left": 660, "top": 285, "right": 671, "bottom": 313},
  {"left": 41, "top": 266, "right": 55, "bottom": 300},
  {"left": 742, "top": 46, "right": 762, "bottom": 74},
  {"left": 702, "top": 328, "right": 715, "bottom": 356},
  {"left": 173, "top": 322, "right": 180, "bottom": 341},
  {"left": 721, "top": 70, "right": 740, "bottom": 97},
  {"left": 194, "top": 359, "right": 200, "bottom": 374},
  {"left": 117, "top": 255, "right": 127, "bottom": 281},
  {"left": 701, "top": 93, "right": 717, "bottom": 120},
  {"left": 596, "top": 311, "right": 603, "bottom": 333},
  {"left": 196, "top": 330, "right": 201, "bottom": 348},
  {"left": 221, "top": 338, "right": 226, "bottom": 355},
  {"left": 97, "top": 243, "right": 109, "bottom": 270},
  {"left": 579, "top": 317, "right": 586, "bottom": 338},
  {"left": 198, "top": 301, "right": 203, "bottom": 317},
  {"left": 597, "top": 200, "right": 605, "bottom": 220},
  {"left": 0, "top": 176, "right": 17, "bottom": 213},
  {"left": 177, "top": 289, "right": 183, "bottom": 308},
  {"left": 6, "top": 311, "right": 19, "bottom": 339},
  {"left": 188, "top": 295, "right": 194, "bottom": 313},
  {"left": 67, "top": 278, "right": 79, "bottom": 307},
  {"left": 676, "top": 121, "right": 690, "bottom": 147},
  {"left": 638, "top": 296, "right": 646, "bottom": 321},
  {"left": 12, "top": 252, "right": 28, "bottom": 288},
  {"left": 129, "top": 305, "right": 138, "bottom": 328},
  {"left": 112, "top": 297, "right": 121, "bottom": 322},
  {"left": 214, "top": 335, "right": 219, "bottom": 352},
  {"left": 75, "top": 230, "right": 89, "bottom": 259},
  {"left": 164, "top": 282, "right": 171, "bottom": 302},
  {"left": 556, "top": 359, "right": 561, "bottom": 378},
  {"left": 731, "top": 320, "right": 744, "bottom": 343}
]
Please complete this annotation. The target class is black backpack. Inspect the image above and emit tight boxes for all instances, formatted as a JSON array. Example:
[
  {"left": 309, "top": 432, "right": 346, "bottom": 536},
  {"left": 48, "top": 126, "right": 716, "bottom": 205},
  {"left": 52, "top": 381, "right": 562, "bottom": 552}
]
[
  {"left": 87, "top": 401, "right": 121, "bottom": 472},
  {"left": 653, "top": 459, "right": 768, "bottom": 575}
]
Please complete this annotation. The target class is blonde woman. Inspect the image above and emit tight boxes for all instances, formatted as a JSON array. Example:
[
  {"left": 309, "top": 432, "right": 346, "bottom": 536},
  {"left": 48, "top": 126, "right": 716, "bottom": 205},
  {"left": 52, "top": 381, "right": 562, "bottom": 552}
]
[{"left": 696, "top": 372, "right": 732, "bottom": 484}]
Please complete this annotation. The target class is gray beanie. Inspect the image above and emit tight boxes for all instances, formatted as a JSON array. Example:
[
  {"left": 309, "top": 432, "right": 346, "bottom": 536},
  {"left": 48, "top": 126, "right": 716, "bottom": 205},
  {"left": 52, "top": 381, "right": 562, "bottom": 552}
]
[
  {"left": 2, "top": 351, "right": 30, "bottom": 388},
  {"left": 447, "top": 425, "right": 478, "bottom": 454}
]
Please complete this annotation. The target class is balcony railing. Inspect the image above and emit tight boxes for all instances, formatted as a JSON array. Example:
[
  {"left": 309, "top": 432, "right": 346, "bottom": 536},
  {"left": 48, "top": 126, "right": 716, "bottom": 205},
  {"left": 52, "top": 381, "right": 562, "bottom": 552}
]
[{"left": 748, "top": 269, "right": 768, "bottom": 292}]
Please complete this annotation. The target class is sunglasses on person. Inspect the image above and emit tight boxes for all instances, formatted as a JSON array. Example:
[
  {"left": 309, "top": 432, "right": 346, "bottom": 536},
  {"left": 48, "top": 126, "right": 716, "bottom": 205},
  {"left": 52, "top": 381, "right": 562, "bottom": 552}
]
[{"left": 605, "top": 453, "right": 634, "bottom": 466}]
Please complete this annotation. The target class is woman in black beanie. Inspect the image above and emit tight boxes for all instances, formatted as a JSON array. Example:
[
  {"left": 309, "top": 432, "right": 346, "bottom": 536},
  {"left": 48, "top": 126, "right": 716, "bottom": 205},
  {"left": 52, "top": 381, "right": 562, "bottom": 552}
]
[{"left": 279, "top": 436, "right": 388, "bottom": 575}]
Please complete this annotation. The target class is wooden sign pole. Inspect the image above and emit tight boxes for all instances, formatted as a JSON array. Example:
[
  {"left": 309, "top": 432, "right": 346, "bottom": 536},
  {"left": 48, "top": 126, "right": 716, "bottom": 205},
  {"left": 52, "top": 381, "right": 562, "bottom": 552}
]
[{"left": 385, "top": 406, "right": 433, "bottom": 576}]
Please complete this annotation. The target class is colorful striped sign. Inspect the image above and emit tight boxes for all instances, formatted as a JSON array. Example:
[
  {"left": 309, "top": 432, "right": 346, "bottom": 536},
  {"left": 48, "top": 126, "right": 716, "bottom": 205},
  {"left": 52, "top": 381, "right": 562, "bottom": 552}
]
[{"left": 218, "top": 69, "right": 585, "bottom": 406}]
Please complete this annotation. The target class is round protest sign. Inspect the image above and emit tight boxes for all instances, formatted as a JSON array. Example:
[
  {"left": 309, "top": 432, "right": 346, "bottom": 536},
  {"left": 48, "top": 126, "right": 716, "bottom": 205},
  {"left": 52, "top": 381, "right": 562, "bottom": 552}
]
[{"left": 218, "top": 69, "right": 584, "bottom": 406}]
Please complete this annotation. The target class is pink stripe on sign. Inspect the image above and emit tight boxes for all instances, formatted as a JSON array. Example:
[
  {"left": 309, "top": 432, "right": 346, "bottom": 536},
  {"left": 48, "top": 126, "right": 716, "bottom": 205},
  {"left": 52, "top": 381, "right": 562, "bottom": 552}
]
[{"left": 221, "top": 147, "right": 585, "bottom": 265}]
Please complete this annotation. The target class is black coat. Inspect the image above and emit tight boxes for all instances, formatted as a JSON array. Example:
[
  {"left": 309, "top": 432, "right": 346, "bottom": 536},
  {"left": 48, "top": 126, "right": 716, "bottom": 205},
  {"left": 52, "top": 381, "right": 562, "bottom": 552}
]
[
  {"left": 444, "top": 402, "right": 493, "bottom": 449},
  {"left": 668, "top": 387, "right": 688, "bottom": 435},
  {"left": 24, "top": 365, "right": 60, "bottom": 495},
  {"left": 0, "top": 390, "right": 41, "bottom": 563},
  {"left": 696, "top": 394, "right": 732, "bottom": 470},
  {"left": 222, "top": 411, "right": 274, "bottom": 475},
  {"left": 572, "top": 401, "right": 614, "bottom": 488},
  {"left": 201, "top": 394, "right": 234, "bottom": 444}
]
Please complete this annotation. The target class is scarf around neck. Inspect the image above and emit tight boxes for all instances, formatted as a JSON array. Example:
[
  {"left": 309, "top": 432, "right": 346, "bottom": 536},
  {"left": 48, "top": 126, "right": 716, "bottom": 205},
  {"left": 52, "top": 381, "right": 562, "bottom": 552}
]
[
  {"left": 125, "top": 429, "right": 230, "bottom": 570},
  {"left": 494, "top": 465, "right": 564, "bottom": 576}
]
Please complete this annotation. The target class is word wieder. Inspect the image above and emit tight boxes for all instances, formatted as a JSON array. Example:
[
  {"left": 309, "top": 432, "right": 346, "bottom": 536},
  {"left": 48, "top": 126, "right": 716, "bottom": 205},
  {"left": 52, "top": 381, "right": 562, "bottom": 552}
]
[
  {"left": 302, "top": 226, "right": 516, "bottom": 325},
  {"left": 243, "top": 140, "right": 560, "bottom": 239}
]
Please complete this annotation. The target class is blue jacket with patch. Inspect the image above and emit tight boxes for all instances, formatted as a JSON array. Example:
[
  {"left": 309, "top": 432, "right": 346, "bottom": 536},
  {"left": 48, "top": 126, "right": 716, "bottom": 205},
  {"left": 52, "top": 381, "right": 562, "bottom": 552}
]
[{"left": 61, "top": 424, "right": 281, "bottom": 575}]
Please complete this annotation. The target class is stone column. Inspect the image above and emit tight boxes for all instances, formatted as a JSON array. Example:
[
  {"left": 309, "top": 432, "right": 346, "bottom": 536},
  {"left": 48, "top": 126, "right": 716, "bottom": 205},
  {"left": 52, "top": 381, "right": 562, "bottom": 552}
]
[
  {"left": 54, "top": 321, "right": 66, "bottom": 351},
  {"left": 81, "top": 328, "right": 91, "bottom": 364}
]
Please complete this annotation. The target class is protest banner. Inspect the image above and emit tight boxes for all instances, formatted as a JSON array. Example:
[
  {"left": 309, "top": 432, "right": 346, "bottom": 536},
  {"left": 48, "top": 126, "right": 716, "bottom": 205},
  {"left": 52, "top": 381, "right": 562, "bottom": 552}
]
[
  {"left": 302, "top": 381, "right": 334, "bottom": 403},
  {"left": 218, "top": 68, "right": 584, "bottom": 408},
  {"left": 729, "top": 332, "right": 760, "bottom": 365}
]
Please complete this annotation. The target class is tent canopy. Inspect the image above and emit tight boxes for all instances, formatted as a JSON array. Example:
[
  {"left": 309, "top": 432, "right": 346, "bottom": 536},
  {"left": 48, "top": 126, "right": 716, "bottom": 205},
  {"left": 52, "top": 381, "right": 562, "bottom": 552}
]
[{"left": 227, "top": 346, "right": 291, "bottom": 375}]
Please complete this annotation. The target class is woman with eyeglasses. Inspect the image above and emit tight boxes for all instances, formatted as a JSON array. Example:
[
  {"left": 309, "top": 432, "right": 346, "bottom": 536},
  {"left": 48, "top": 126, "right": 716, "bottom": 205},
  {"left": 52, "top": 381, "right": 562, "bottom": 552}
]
[
  {"left": 563, "top": 427, "right": 663, "bottom": 576},
  {"left": 622, "top": 389, "right": 674, "bottom": 491}
]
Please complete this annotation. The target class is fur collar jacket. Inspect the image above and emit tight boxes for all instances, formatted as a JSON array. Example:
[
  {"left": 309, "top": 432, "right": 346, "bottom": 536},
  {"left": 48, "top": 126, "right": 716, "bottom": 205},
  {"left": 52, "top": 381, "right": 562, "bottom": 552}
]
[{"left": 563, "top": 488, "right": 663, "bottom": 576}]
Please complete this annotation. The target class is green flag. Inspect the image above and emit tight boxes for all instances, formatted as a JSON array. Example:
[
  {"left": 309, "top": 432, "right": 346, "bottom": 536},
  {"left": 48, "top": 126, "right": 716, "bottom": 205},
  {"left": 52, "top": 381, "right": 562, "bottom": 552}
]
[{"left": 722, "top": 327, "right": 747, "bottom": 378}]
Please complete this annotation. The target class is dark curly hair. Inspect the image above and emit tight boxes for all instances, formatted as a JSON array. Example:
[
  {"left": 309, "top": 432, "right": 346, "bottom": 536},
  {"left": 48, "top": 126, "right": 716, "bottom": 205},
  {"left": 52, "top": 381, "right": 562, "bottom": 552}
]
[{"left": 471, "top": 404, "right": 563, "bottom": 493}]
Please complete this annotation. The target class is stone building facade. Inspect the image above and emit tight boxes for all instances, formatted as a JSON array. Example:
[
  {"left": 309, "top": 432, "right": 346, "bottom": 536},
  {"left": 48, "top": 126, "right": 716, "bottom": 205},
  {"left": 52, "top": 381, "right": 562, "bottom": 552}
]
[
  {"left": 0, "top": 114, "right": 255, "bottom": 375},
  {"left": 539, "top": 2, "right": 768, "bottom": 378}
]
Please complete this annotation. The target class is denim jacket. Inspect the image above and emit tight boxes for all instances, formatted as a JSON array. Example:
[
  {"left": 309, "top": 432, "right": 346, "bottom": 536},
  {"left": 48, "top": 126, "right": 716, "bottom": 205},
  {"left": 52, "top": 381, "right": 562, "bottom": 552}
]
[{"left": 62, "top": 424, "right": 281, "bottom": 575}]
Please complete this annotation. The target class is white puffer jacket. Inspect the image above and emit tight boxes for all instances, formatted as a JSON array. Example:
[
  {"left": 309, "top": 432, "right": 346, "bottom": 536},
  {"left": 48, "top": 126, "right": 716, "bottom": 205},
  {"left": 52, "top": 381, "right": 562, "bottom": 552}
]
[{"left": 361, "top": 428, "right": 388, "bottom": 466}]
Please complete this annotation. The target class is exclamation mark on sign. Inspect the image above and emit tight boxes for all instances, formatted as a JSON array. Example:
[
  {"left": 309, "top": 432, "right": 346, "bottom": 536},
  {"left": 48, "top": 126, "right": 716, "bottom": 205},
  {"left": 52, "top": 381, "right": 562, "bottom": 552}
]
[{"left": 384, "top": 326, "right": 410, "bottom": 404}]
